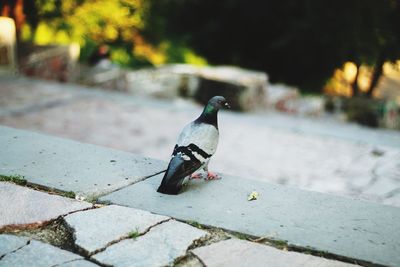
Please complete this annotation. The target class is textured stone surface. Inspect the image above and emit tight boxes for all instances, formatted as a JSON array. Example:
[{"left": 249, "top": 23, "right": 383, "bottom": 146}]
[
  {"left": 0, "top": 235, "right": 29, "bottom": 257},
  {"left": 64, "top": 205, "right": 170, "bottom": 254},
  {"left": 92, "top": 220, "right": 207, "bottom": 267},
  {"left": 0, "top": 182, "right": 91, "bottom": 230},
  {"left": 194, "top": 65, "right": 267, "bottom": 111},
  {"left": 58, "top": 259, "right": 100, "bottom": 267},
  {"left": 0, "top": 239, "right": 82, "bottom": 267},
  {"left": 101, "top": 173, "right": 400, "bottom": 267},
  {"left": 0, "top": 125, "right": 166, "bottom": 198},
  {"left": 125, "top": 64, "right": 268, "bottom": 111},
  {"left": 0, "top": 76, "right": 79, "bottom": 117},
  {"left": 193, "top": 239, "right": 358, "bottom": 267},
  {"left": 2, "top": 76, "right": 400, "bottom": 207}
]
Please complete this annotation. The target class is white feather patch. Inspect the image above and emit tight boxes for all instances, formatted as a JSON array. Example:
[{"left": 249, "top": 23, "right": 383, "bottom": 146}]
[
  {"left": 191, "top": 150, "right": 206, "bottom": 162},
  {"left": 179, "top": 153, "right": 191, "bottom": 161},
  {"left": 177, "top": 122, "right": 219, "bottom": 156}
]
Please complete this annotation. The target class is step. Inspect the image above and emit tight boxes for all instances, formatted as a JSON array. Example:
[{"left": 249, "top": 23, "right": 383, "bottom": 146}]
[
  {"left": 101, "top": 173, "right": 400, "bottom": 267},
  {"left": 0, "top": 126, "right": 166, "bottom": 199}
]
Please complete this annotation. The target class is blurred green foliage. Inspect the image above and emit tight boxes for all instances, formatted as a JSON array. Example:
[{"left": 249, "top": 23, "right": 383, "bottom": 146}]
[
  {"left": 2, "top": 0, "right": 399, "bottom": 93},
  {"left": 12, "top": 0, "right": 206, "bottom": 68},
  {"left": 145, "top": 0, "right": 400, "bottom": 93}
]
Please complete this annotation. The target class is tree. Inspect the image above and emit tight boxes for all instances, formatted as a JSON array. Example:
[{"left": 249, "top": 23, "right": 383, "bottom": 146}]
[
  {"left": 6, "top": 0, "right": 165, "bottom": 67},
  {"left": 342, "top": 0, "right": 400, "bottom": 97},
  {"left": 145, "top": 0, "right": 400, "bottom": 94},
  {"left": 364, "top": 1, "right": 400, "bottom": 96}
]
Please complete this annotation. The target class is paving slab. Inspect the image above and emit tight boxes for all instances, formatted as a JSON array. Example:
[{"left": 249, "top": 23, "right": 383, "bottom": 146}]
[
  {"left": 58, "top": 259, "right": 100, "bottom": 267},
  {"left": 100, "top": 173, "right": 400, "bottom": 267},
  {"left": 0, "top": 125, "right": 166, "bottom": 198},
  {"left": 92, "top": 220, "right": 207, "bottom": 267},
  {"left": 0, "top": 76, "right": 82, "bottom": 117},
  {"left": 0, "top": 239, "right": 84, "bottom": 267},
  {"left": 0, "top": 234, "right": 29, "bottom": 257},
  {"left": 64, "top": 205, "right": 170, "bottom": 255},
  {"left": 0, "top": 182, "right": 91, "bottom": 230},
  {"left": 2, "top": 76, "right": 400, "bottom": 207},
  {"left": 193, "top": 239, "right": 358, "bottom": 267}
]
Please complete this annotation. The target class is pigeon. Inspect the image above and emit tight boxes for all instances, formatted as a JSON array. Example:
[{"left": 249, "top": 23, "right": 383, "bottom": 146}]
[{"left": 157, "top": 96, "right": 230, "bottom": 195}]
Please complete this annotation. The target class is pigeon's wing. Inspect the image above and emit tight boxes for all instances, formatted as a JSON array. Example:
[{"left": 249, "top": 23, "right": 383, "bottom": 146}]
[
  {"left": 157, "top": 146, "right": 202, "bottom": 195},
  {"left": 157, "top": 122, "right": 219, "bottom": 195}
]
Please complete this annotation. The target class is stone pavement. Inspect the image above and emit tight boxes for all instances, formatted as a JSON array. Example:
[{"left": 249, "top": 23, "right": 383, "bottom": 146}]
[
  {"left": 64, "top": 205, "right": 170, "bottom": 255},
  {"left": 0, "top": 125, "right": 166, "bottom": 200},
  {"left": 0, "top": 235, "right": 97, "bottom": 267},
  {"left": 192, "top": 239, "right": 356, "bottom": 267},
  {"left": 0, "top": 182, "right": 91, "bottom": 231},
  {"left": 1, "top": 76, "right": 400, "bottom": 266},
  {"left": 92, "top": 220, "right": 207, "bottom": 267},
  {"left": 100, "top": 173, "right": 400, "bottom": 267},
  {"left": 1, "top": 127, "right": 399, "bottom": 266},
  {"left": 0, "top": 181, "right": 361, "bottom": 267},
  {"left": 1, "top": 75, "right": 400, "bottom": 206}
]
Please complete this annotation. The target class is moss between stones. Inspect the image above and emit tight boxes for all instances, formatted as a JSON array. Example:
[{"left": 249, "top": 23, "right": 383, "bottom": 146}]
[
  {"left": 270, "top": 239, "right": 289, "bottom": 250},
  {"left": 11, "top": 219, "right": 76, "bottom": 252},
  {"left": 128, "top": 228, "right": 140, "bottom": 239},
  {"left": 84, "top": 195, "right": 99, "bottom": 204},
  {"left": 26, "top": 184, "right": 76, "bottom": 199},
  {"left": 174, "top": 253, "right": 204, "bottom": 267},
  {"left": 59, "top": 191, "right": 76, "bottom": 199},
  {"left": 186, "top": 220, "right": 203, "bottom": 229},
  {"left": 0, "top": 174, "right": 75, "bottom": 199},
  {"left": 9, "top": 218, "right": 102, "bottom": 266},
  {"left": 0, "top": 174, "right": 27, "bottom": 186}
]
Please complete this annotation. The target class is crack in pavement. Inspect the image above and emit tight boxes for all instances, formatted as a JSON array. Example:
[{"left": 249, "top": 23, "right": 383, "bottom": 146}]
[
  {"left": 95, "top": 170, "right": 166, "bottom": 203},
  {"left": 51, "top": 257, "right": 104, "bottom": 267},
  {"left": 187, "top": 252, "right": 206, "bottom": 267},
  {"left": 86, "top": 218, "right": 173, "bottom": 257},
  {"left": 0, "top": 205, "right": 96, "bottom": 233},
  {"left": 0, "top": 239, "right": 30, "bottom": 261},
  {"left": 175, "top": 220, "right": 370, "bottom": 267}
]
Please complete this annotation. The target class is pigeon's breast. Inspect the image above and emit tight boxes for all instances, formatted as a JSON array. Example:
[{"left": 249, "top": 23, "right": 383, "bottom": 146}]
[{"left": 177, "top": 123, "right": 219, "bottom": 156}]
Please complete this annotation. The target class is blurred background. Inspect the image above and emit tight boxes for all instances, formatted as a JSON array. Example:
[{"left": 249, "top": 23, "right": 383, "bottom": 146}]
[{"left": 0, "top": 0, "right": 400, "bottom": 206}]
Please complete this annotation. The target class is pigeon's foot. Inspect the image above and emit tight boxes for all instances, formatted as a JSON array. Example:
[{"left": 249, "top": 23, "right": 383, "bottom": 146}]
[
  {"left": 189, "top": 173, "right": 203, "bottom": 180},
  {"left": 205, "top": 171, "right": 221, "bottom": 180}
]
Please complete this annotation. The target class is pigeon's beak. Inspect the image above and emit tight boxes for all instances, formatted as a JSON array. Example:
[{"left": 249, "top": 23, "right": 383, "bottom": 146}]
[{"left": 224, "top": 102, "right": 231, "bottom": 109}]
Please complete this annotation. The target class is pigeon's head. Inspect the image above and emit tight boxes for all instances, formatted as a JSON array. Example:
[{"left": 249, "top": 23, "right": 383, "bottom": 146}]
[{"left": 208, "top": 96, "right": 230, "bottom": 110}]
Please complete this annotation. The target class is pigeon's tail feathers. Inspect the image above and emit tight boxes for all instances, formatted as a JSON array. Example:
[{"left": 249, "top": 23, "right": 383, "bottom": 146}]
[
  {"left": 157, "top": 182, "right": 180, "bottom": 195},
  {"left": 157, "top": 155, "right": 187, "bottom": 195},
  {"left": 157, "top": 151, "right": 202, "bottom": 195}
]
